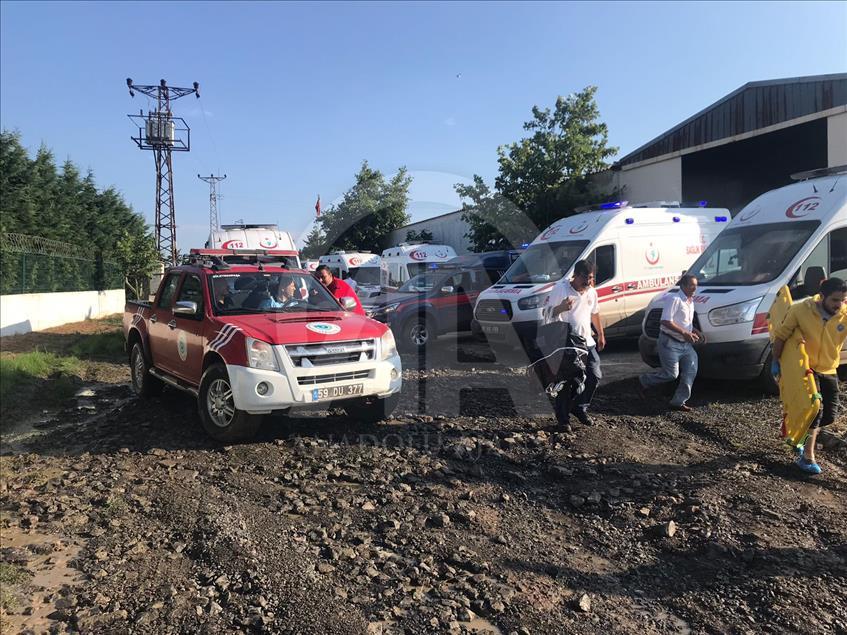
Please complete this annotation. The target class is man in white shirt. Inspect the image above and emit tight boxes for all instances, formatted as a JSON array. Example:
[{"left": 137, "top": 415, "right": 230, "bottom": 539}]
[
  {"left": 544, "top": 259, "right": 605, "bottom": 426},
  {"left": 638, "top": 274, "right": 702, "bottom": 411}
]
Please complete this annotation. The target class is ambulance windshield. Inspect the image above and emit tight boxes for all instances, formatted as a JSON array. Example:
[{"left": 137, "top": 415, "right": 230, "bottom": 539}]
[
  {"left": 687, "top": 220, "right": 819, "bottom": 286},
  {"left": 501, "top": 241, "right": 589, "bottom": 284},
  {"left": 348, "top": 267, "right": 381, "bottom": 286}
]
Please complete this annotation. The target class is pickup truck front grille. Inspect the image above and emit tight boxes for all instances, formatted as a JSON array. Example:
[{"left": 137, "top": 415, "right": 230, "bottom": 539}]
[
  {"left": 297, "top": 370, "right": 371, "bottom": 386},
  {"left": 286, "top": 339, "right": 376, "bottom": 367}
]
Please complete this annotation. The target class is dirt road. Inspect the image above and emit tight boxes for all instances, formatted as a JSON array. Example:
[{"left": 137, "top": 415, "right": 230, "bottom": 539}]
[{"left": 1, "top": 325, "right": 845, "bottom": 634}]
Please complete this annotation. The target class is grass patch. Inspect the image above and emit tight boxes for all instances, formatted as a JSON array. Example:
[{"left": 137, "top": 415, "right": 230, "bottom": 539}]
[
  {"left": 0, "top": 562, "right": 32, "bottom": 611},
  {"left": 67, "top": 331, "right": 125, "bottom": 360},
  {"left": 0, "top": 351, "right": 83, "bottom": 423},
  {"left": 104, "top": 495, "right": 129, "bottom": 518}
]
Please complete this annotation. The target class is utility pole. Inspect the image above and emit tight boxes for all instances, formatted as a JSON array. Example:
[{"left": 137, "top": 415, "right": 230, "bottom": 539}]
[
  {"left": 126, "top": 78, "right": 200, "bottom": 265},
  {"left": 198, "top": 173, "right": 227, "bottom": 236}
]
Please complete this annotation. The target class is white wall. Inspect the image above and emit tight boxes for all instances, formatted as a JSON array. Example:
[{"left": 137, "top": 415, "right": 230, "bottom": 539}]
[
  {"left": 0, "top": 289, "right": 125, "bottom": 336},
  {"left": 828, "top": 112, "right": 847, "bottom": 167},
  {"left": 387, "top": 211, "right": 473, "bottom": 254},
  {"left": 615, "top": 156, "right": 682, "bottom": 204}
]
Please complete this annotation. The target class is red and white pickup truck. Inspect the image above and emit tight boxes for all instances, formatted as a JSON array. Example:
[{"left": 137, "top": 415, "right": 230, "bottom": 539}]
[{"left": 123, "top": 253, "right": 402, "bottom": 441}]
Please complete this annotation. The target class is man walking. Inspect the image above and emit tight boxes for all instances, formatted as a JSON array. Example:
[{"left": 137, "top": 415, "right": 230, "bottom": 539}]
[
  {"left": 545, "top": 259, "right": 605, "bottom": 426},
  {"left": 639, "top": 274, "right": 702, "bottom": 411},
  {"left": 772, "top": 277, "right": 846, "bottom": 475}
]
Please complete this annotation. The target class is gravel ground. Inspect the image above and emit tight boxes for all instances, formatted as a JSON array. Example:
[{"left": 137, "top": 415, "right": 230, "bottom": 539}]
[{"left": 1, "top": 331, "right": 846, "bottom": 635}]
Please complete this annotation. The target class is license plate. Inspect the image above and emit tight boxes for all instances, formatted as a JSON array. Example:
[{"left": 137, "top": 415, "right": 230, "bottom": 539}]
[
  {"left": 482, "top": 325, "right": 501, "bottom": 334},
  {"left": 311, "top": 383, "right": 364, "bottom": 401}
]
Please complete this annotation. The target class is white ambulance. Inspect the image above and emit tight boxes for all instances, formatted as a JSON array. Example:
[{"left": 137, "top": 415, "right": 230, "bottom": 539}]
[
  {"left": 639, "top": 166, "right": 847, "bottom": 386},
  {"left": 304, "top": 259, "right": 320, "bottom": 273},
  {"left": 206, "top": 224, "right": 301, "bottom": 268},
  {"left": 319, "top": 251, "right": 383, "bottom": 298},
  {"left": 473, "top": 201, "right": 730, "bottom": 350},
  {"left": 381, "top": 243, "right": 458, "bottom": 290}
]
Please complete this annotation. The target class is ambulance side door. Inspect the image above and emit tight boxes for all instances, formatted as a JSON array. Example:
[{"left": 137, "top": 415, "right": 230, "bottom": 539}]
[{"left": 589, "top": 243, "right": 628, "bottom": 335}]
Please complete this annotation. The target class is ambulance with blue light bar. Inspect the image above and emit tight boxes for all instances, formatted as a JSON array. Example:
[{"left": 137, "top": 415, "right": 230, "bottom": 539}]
[
  {"left": 473, "top": 201, "right": 730, "bottom": 351},
  {"left": 206, "top": 224, "right": 301, "bottom": 269},
  {"left": 639, "top": 166, "right": 847, "bottom": 388}
]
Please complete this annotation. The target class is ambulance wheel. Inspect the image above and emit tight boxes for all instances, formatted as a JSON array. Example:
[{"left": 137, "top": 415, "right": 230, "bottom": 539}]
[
  {"left": 343, "top": 393, "right": 400, "bottom": 423},
  {"left": 758, "top": 353, "right": 779, "bottom": 396},
  {"left": 130, "top": 343, "right": 162, "bottom": 398},
  {"left": 401, "top": 316, "right": 432, "bottom": 351},
  {"left": 198, "top": 364, "right": 263, "bottom": 442}
]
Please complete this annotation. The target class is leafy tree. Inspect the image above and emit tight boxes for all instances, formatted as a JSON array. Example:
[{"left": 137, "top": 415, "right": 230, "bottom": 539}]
[
  {"left": 311, "top": 161, "right": 412, "bottom": 254},
  {"left": 405, "top": 229, "right": 433, "bottom": 243},
  {"left": 456, "top": 86, "right": 618, "bottom": 251},
  {"left": 115, "top": 230, "right": 160, "bottom": 299},
  {"left": 300, "top": 225, "right": 327, "bottom": 259}
]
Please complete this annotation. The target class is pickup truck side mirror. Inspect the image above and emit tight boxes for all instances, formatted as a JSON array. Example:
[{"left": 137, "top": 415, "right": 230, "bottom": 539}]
[
  {"left": 440, "top": 286, "right": 455, "bottom": 294},
  {"left": 173, "top": 300, "right": 199, "bottom": 316},
  {"left": 340, "top": 296, "right": 357, "bottom": 311}
]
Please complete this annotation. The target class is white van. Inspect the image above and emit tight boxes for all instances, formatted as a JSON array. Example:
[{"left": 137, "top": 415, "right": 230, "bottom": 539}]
[
  {"left": 381, "top": 243, "right": 458, "bottom": 290},
  {"left": 304, "top": 259, "right": 320, "bottom": 273},
  {"left": 319, "top": 251, "right": 383, "bottom": 298},
  {"left": 639, "top": 166, "right": 847, "bottom": 385},
  {"left": 206, "top": 224, "right": 301, "bottom": 268},
  {"left": 474, "top": 202, "right": 730, "bottom": 349}
]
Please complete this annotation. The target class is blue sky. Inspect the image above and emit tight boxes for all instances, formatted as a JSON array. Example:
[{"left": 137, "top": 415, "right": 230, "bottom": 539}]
[{"left": 2, "top": 1, "right": 845, "bottom": 250}]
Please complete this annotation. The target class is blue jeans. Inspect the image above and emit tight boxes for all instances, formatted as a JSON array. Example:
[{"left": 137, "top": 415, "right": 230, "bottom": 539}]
[{"left": 640, "top": 334, "right": 698, "bottom": 407}]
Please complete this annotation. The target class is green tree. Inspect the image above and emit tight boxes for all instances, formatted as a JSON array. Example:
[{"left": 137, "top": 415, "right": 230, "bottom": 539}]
[
  {"left": 312, "top": 161, "right": 412, "bottom": 253},
  {"left": 115, "top": 230, "right": 160, "bottom": 299},
  {"left": 456, "top": 86, "right": 618, "bottom": 251},
  {"left": 300, "top": 225, "right": 327, "bottom": 259},
  {"left": 405, "top": 229, "right": 434, "bottom": 242}
]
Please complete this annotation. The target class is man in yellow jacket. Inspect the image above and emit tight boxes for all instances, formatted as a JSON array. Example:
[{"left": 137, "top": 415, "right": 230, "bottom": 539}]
[{"left": 772, "top": 277, "right": 847, "bottom": 474}]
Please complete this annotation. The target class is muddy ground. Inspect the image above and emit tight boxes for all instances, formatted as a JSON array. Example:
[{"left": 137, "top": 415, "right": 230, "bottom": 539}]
[{"left": 1, "top": 320, "right": 846, "bottom": 635}]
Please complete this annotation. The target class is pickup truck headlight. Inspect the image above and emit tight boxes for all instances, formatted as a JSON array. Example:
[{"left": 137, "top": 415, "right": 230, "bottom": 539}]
[
  {"left": 380, "top": 329, "right": 398, "bottom": 360},
  {"left": 518, "top": 292, "right": 550, "bottom": 311},
  {"left": 246, "top": 337, "right": 279, "bottom": 371},
  {"left": 708, "top": 297, "right": 763, "bottom": 327}
]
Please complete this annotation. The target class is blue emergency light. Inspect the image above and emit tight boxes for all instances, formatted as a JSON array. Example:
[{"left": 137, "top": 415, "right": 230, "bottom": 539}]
[
  {"left": 429, "top": 263, "right": 439, "bottom": 269},
  {"left": 698, "top": 200, "right": 708, "bottom": 207},
  {"left": 520, "top": 243, "right": 529, "bottom": 249},
  {"left": 672, "top": 216, "right": 680, "bottom": 223},
  {"left": 625, "top": 218, "right": 634, "bottom": 225},
  {"left": 715, "top": 216, "right": 728, "bottom": 222},
  {"left": 600, "top": 200, "right": 629, "bottom": 210}
]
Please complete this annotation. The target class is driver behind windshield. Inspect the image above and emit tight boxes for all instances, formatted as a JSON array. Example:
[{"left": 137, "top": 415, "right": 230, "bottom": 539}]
[{"left": 259, "top": 275, "right": 298, "bottom": 309}]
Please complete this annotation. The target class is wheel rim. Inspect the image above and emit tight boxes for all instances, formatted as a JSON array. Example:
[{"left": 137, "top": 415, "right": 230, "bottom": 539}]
[
  {"left": 132, "top": 350, "right": 146, "bottom": 391},
  {"left": 410, "top": 323, "right": 429, "bottom": 346},
  {"left": 207, "top": 378, "right": 235, "bottom": 428}
]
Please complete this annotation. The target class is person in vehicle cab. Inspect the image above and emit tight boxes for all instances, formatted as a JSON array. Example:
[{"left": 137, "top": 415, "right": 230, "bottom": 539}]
[
  {"left": 212, "top": 277, "right": 234, "bottom": 311},
  {"left": 772, "top": 277, "right": 847, "bottom": 475},
  {"left": 545, "top": 259, "right": 605, "bottom": 426},
  {"left": 638, "top": 274, "right": 703, "bottom": 412},
  {"left": 259, "top": 275, "right": 299, "bottom": 309},
  {"left": 315, "top": 265, "right": 365, "bottom": 315}
]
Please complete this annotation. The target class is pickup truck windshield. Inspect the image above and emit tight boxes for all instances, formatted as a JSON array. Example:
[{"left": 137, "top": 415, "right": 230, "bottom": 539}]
[
  {"left": 210, "top": 272, "right": 341, "bottom": 314},
  {"left": 686, "top": 220, "right": 820, "bottom": 286},
  {"left": 501, "top": 240, "right": 589, "bottom": 284},
  {"left": 398, "top": 273, "right": 448, "bottom": 293}
]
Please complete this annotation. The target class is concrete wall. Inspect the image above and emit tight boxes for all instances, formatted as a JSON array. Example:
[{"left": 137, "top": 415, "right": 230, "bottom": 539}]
[
  {"left": 828, "top": 111, "right": 847, "bottom": 167},
  {"left": 387, "top": 210, "right": 473, "bottom": 254},
  {"left": 0, "top": 289, "right": 125, "bottom": 336},
  {"left": 615, "top": 157, "right": 682, "bottom": 204}
]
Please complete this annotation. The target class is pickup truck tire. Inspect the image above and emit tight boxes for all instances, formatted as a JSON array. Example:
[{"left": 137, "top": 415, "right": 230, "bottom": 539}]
[
  {"left": 343, "top": 393, "right": 400, "bottom": 423},
  {"left": 198, "top": 364, "right": 262, "bottom": 442},
  {"left": 130, "top": 343, "right": 162, "bottom": 398},
  {"left": 400, "top": 316, "right": 433, "bottom": 351}
]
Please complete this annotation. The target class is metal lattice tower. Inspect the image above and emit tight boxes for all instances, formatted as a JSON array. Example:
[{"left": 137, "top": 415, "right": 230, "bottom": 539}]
[
  {"left": 198, "top": 173, "right": 227, "bottom": 235},
  {"left": 126, "top": 78, "right": 199, "bottom": 265}
]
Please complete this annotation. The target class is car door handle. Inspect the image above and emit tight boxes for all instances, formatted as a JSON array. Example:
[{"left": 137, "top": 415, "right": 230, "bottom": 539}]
[
  {"left": 626, "top": 283, "right": 637, "bottom": 290},
  {"left": 611, "top": 286, "right": 623, "bottom": 292},
  {"left": 167, "top": 320, "right": 177, "bottom": 330}
]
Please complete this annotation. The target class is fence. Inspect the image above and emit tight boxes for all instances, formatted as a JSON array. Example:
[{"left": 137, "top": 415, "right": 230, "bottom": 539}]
[{"left": 0, "top": 233, "right": 124, "bottom": 295}]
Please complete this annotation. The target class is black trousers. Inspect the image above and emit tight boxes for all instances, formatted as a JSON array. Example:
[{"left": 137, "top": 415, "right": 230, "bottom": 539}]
[{"left": 812, "top": 372, "right": 840, "bottom": 428}]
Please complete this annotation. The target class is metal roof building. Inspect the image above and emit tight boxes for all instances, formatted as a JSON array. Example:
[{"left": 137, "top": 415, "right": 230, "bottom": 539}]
[{"left": 608, "top": 73, "right": 847, "bottom": 213}]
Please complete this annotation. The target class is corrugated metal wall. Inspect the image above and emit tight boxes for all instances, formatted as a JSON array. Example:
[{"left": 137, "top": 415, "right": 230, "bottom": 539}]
[{"left": 620, "top": 76, "right": 847, "bottom": 166}]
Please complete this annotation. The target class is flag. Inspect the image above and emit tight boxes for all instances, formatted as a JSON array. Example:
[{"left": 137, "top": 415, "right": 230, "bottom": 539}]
[{"left": 315, "top": 195, "right": 321, "bottom": 217}]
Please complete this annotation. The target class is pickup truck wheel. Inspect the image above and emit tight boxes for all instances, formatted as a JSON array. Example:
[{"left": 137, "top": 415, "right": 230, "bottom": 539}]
[
  {"left": 130, "top": 343, "right": 162, "bottom": 398},
  {"left": 401, "top": 316, "right": 432, "bottom": 351},
  {"left": 198, "top": 365, "right": 262, "bottom": 442},
  {"left": 343, "top": 393, "right": 400, "bottom": 423}
]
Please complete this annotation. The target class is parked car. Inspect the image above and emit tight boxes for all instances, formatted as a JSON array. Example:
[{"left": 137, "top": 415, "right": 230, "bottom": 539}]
[
  {"left": 363, "top": 264, "right": 497, "bottom": 350},
  {"left": 123, "top": 251, "right": 402, "bottom": 441},
  {"left": 639, "top": 165, "right": 847, "bottom": 388}
]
